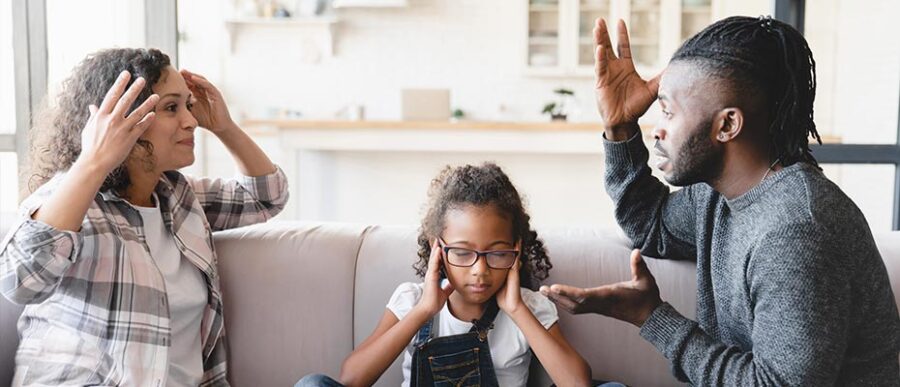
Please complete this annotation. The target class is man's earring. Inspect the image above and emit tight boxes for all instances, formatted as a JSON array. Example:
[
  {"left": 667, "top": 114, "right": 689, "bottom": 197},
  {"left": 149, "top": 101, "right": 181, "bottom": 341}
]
[{"left": 718, "top": 133, "right": 727, "bottom": 141}]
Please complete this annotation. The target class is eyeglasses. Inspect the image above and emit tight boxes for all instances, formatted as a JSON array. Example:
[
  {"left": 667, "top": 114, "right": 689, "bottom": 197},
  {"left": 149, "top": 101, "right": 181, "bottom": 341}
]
[{"left": 438, "top": 238, "right": 519, "bottom": 269}]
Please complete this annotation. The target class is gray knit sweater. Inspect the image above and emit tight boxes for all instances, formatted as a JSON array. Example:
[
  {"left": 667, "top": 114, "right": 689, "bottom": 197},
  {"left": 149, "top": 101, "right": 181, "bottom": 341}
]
[{"left": 604, "top": 133, "right": 900, "bottom": 386}]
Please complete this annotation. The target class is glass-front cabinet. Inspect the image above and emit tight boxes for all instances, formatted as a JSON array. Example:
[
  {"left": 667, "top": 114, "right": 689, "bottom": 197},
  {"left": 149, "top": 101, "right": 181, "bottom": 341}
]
[
  {"left": 526, "top": 0, "right": 716, "bottom": 77},
  {"left": 528, "top": 0, "right": 562, "bottom": 68},
  {"left": 577, "top": 0, "right": 611, "bottom": 67}
]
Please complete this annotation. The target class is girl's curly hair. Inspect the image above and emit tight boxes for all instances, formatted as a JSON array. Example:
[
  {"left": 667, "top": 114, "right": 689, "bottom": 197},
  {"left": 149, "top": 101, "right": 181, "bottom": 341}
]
[
  {"left": 414, "top": 162, "right": 552, "bottom": 290},
  {"left": 25, "top": 48, "right": 170, "bottom": 196}
]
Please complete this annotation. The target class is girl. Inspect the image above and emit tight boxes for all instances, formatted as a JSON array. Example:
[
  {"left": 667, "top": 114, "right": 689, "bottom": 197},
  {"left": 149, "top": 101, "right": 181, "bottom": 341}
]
[
  {"left": 298, "top": 163, "right": 592, "bottom": 386},
  {"left": 0, "top": 48, "right": 288, "bottom": 386}
]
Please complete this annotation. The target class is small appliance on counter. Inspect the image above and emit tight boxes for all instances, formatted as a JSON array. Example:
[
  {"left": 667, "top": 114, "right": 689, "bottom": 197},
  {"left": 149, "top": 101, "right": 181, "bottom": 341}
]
[{"left": 401, "top": 88, "right": 450, "bottom": 121}]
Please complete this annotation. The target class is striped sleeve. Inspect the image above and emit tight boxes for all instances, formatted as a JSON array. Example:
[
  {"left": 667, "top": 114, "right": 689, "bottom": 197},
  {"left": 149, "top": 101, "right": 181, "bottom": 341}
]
[
  {"left": 185, "top": 165, "right": 290, "bottom": 231},
  {"left": 0, "top": 198, "right": 83, "bottom": 305}
]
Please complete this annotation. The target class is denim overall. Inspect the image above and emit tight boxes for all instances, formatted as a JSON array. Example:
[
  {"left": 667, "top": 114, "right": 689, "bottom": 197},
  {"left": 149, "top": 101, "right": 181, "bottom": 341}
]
[{"left": 409, "top": 299, "right": 501, "bottom": 387}]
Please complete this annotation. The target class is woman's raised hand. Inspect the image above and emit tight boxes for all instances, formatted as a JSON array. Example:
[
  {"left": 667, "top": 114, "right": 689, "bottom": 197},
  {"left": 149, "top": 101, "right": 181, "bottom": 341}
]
[
  {"left": 181, "top": 69, "right": 237, "bottom": 134},
  {"left": 415, "top": 239, "right": 455, "bottom": 317},
  {"left": 593, "top": 18, "right": 661, "bottom": 138},
  {"left": 33, "top": 71, "right": 157, "bottom": 232},
  {"left": 78, "top": 71, "right": 158, "bottom": 173}
]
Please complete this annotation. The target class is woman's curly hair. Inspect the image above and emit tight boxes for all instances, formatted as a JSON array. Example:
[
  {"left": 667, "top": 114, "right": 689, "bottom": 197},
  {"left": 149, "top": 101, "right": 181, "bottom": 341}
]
[
  {"left": 414, "top": 162, "right": 552, "bottom": 290},
  {"left": 25, "top": 48, "right": 170, "bottom": 196}
]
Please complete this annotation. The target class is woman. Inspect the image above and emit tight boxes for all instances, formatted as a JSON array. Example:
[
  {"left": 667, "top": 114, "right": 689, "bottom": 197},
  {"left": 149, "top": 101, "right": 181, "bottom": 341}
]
[{"left": 0, "top": 48, "right": 288, "bottom": 386}]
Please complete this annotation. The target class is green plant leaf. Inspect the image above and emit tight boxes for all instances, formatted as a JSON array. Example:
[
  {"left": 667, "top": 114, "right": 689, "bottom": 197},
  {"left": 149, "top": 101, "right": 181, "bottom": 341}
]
[{"left": 542, "top": 102, "right": 557, "bottom": 114}]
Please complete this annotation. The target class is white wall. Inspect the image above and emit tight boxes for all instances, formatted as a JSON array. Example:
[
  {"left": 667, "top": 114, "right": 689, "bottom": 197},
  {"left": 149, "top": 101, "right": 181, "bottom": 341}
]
[
  {"left": 298, "top": 150, "right": 613, "bottom": 227},
  {"left": 180, "top": 0, "right": 777, "bottom": 125},
  {"left": 178, "top": 0, "right": 896, "bottom": 230},
  {"left": 183, "top": 1, "right": 592, "bottom": 123}
]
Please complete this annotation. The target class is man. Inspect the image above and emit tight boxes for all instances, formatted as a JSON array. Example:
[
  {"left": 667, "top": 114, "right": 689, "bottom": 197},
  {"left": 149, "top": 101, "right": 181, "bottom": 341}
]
[{"left": 542, "top": 16, "right": 900, "bottom": 385}]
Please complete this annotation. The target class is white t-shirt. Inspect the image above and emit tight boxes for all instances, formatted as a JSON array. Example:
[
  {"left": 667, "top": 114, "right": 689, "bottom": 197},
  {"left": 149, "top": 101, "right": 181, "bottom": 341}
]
[
  {"left": 386, "top": 282, "right": 559, "bottom": 387},
  {"left": 132, "top": 195, "right": 207, "bottom": 387}
]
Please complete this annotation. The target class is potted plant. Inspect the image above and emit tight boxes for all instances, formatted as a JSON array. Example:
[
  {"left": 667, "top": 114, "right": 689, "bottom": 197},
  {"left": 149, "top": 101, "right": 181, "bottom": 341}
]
[
  {"left": 542, "top": 88, "right": 574, "bottom": 121},
  {"left": 451, "top": 108, "right": 466, "bottom": 122}
]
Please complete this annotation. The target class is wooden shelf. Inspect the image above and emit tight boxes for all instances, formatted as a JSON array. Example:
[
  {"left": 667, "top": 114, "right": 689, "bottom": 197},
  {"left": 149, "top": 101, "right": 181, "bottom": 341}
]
[{"left": 224, "top": 16, "right": 339, "bottom": 57}]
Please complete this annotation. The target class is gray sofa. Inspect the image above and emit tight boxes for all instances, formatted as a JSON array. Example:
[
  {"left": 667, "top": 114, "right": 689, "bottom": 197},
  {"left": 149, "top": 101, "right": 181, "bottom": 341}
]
[{"left": 2, "top": 221, "right": 899, "bottom": 386}]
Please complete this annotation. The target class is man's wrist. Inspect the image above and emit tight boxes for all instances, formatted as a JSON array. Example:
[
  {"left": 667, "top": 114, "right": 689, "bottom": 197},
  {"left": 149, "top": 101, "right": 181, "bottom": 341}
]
[
  {"left": 634, "top": 299, "right": 664, "bottom": 327},
  {"left": 604, "top": 121, "right": 641, "bottom": 142}
]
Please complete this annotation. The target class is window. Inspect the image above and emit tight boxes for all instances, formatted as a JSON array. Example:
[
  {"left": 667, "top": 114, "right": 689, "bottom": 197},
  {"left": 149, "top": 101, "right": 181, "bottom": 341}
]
[
  {"left": 45, "top": 0, "right": 146, "bottom": 102},
  {"left": 0, "top": 2, "right": 14, "bottom": 135},
  {"left": 821, "top": 164, "right": 895, "bottom": 231},
  {"left": 788, "top": 0, "right": 900, "bottom": 230},
  {"left": 5, "top": 0, "right": 175, "bottom": 215},
  {"left": 1, "top": 2, "right": 17, "bottom": 214},
  {"left": 805, "top": 0, "right": 900, "bottom": 145}
]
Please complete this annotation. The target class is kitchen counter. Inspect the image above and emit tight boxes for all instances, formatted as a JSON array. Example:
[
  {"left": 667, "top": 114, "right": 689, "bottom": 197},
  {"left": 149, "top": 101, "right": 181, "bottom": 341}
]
[
  {"left": 242, "top": 119, "right": 606, "bottom": 132},
  {"left": 232, "top": 118, "right": 842, "bottom": 222},
  {"left": 241, "top": 119, "right": 841, "bottom": 143},
  {"left": 240, "top": 119, "right": 626, "bottom": 154}
]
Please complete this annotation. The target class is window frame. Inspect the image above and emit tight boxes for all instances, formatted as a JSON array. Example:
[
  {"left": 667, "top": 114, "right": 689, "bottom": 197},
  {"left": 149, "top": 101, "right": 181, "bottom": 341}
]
[
  {"left": 7, "top": 0, "right": 177, "bottom": 201},
  {"left": 776, "top": 0, "right": 900, "bottom": 230}
]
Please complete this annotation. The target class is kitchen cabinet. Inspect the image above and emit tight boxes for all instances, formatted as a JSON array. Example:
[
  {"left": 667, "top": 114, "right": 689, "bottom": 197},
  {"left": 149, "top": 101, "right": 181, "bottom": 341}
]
[
  {"left": 332, "top": 0, "right": 408, "bottom": 7},
  {"left": 223, "top": 16, "right": 339, "bottom": 61},
  {"left": 525, "top": 0, "right": 717, "bottom": 77}
]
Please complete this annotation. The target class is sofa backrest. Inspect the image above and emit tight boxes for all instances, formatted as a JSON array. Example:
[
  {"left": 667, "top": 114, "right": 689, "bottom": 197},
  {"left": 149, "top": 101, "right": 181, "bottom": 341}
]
[
  {"left": 1, "top": 220, "right": 898, "bottom": 387},
  {"left": 0, "top": 299, "right": 21, "bottom": 387},
  {"left": 0, "top": 213, "right": 21, "bottom": 387},
  {"left": 214, "top": 222, "right": 368, "bottom": 387},
  {"left": 352, "top": 225, "right": 422, "bottom": 385}
]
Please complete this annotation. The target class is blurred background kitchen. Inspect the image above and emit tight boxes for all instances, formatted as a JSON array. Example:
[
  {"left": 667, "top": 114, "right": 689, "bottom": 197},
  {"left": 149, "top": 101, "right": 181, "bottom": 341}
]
[{"left": 1, "top": 0, "right": 898, "bottom": 230}]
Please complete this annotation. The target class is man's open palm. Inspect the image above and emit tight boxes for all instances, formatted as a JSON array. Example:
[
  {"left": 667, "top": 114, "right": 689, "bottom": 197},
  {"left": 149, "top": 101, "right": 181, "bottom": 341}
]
[
  {"left": 594, "top": 18, "right": 662, "bottom": 128},
  {"left": 541, "top": 249, "right": 663, "bottom": 327}
]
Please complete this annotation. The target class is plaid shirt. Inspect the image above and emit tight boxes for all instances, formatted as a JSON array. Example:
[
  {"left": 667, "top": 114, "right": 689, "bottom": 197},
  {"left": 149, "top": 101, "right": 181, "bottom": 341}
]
[{"left": 0, "top": 166, "right": 289, "bottom": 386}]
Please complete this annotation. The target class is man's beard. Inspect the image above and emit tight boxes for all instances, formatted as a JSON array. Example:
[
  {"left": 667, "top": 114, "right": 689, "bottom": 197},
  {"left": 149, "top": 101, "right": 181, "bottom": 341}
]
[{"left": 665, "top": 119, "right": 723, "bottom": 186}]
